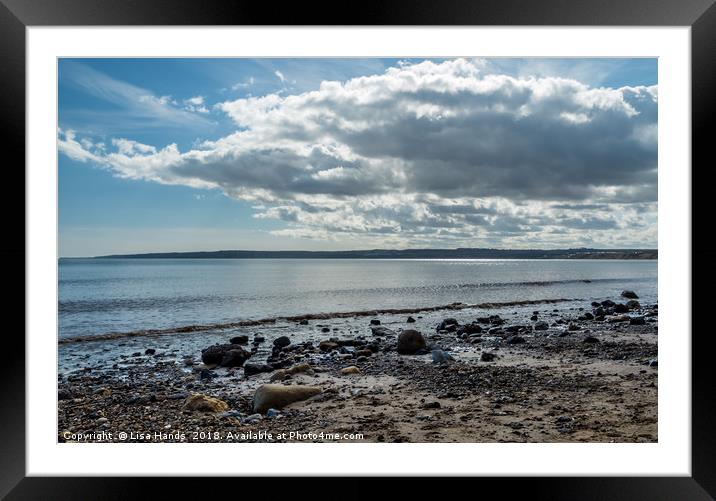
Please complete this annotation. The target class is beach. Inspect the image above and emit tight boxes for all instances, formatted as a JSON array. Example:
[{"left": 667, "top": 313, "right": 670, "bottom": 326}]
[{"left": 58, "top": 293, "right": 657, "bottom": 443}]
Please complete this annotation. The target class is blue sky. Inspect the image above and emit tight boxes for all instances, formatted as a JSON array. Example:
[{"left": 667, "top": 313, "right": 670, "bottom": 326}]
[{"left": 59, "top": 58, "right": 657, "bottom": 257}]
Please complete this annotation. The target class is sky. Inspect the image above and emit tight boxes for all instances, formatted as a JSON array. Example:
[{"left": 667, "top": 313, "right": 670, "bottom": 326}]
[{"left": 58, "top": 57, "right": 657, "bottom": 257}]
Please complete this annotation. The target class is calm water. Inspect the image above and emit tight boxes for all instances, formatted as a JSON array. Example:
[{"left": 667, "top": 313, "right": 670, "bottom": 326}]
[{"left": 58, "top": 258, "right": 657, "bottom": 338}]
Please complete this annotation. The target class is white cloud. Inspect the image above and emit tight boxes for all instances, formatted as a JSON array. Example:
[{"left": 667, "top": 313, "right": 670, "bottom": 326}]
[
  {"left": 274, "top": 70, "right": 286, "bottom": 83},
  {"left": 58, "top": 59, "right": 658, "bottom": 247}
]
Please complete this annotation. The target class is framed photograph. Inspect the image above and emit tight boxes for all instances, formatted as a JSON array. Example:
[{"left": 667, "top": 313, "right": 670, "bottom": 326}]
[{"left": 5, "top": 0, "right": 713, "bottom": 496}]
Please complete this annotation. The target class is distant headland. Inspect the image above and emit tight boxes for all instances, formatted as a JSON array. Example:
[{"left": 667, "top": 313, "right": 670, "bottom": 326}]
[{"left": 82, "top": 248, "right": 657, "bottom": 260}]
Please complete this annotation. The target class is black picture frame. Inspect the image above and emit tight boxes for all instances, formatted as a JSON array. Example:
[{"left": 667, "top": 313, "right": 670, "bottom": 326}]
[{"left": 3, "top": 0, "right": 712, "bottom": 498}]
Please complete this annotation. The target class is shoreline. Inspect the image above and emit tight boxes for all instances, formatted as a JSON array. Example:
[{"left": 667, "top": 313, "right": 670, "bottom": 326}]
[
  {"left": 58, "top": 293, "right": 657, "bottom": 443},
  {"left": 58, "top": 297, "right": 575, "bottom": 344}
]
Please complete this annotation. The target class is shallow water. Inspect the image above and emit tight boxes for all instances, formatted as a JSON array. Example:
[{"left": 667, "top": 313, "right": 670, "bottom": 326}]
[{"left": 58, "top": 258, "right": 657, "bottom": 339}]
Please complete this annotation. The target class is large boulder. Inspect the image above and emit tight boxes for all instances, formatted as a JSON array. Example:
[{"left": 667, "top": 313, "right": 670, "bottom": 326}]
[
  {"left": 397, "top": 329, "right": 426, "bottom": 355},
  {"left": 201, "top": 344, "right": 248, "bottom": 365},
  {"left": 621, "top": 290, "right": 639, "bottom": 299},
  {"left": 253, "top": 384, "right": 322, "bottom": 414}
]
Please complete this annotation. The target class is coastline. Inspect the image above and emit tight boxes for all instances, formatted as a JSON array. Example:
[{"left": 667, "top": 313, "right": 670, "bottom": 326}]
[{"left": 58, "top": 293, "right": 657, "bottom": 443}]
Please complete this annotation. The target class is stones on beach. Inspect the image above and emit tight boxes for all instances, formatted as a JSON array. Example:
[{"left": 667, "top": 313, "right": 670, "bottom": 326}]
[
  {"left": 480, "top": 351, "right": 496, "bottom": 362},
  {"left": 583, "top": 336, "right": 600, "bottom": 344},
  {"left": 252, "top": 384, "right": 322, "bottom": 414},
  {"left": 630, "top": 316, "right": 646, "bottom": 325},
  {"left": 456, "top": 323, "right": 483, "bottom": 336},
  {"left": 371, "top": 326, "right": 397, "bottom": 337},
  {"left": 534, "top": 321, "right": 549, "bottom": 331},
  {"left": 621, "top": 290, "right": 639, "bottom": 299},
  {"left": 319, "top": 340, "right": 339, "bottom": 351},
  {"left": 58, "top": 389, "right": 73, "bottom": 400},
  {"left": 341, "top": 365, "right": 361, "bottom": 375},
  {"left": 269, "top": 362, "right": 313, "bottom": 382},
  {"left": 407, "top": 316, "right": 416, "bottom": 323},
  {"left": 144, "top": 348, "right": 156, "bottom": 355},
  {"left": 431, "top": 349, "right": 455, "bottom": 364},
  {"left": 229, "top": 335, "right": 249, "bottom": 344},
  {"left": 607, "top": 315, "right": 630, "bottom": 323},
  {"left": 299, "top": 319, "right": 309, "bottom": 325},
  {"left": 489, "top": 315, "right": 505, "bottom": 325},
  {"left": 201, "top": 343, "right": 250, "bottom": 366},
  {"left": 397, "top": 329, "right": 427, "bottom": 355},
  {"left": 626, "top": 300, "right": 641, "bottom": 310},
  {"left": 568, "top": 323, "right": 580, "bottom": 331},
  {"left": 506, "top": 335, "right": 526, "bottom": 344},
  {"left": 370, "top": 319, "right": 381, "bottom": 325},
  {"left": 614, "top": 303, "right": 629, "bottom": 314},
  {"left": 220, "top": 347, "right": 251, "bottom": 367},
  {"left": 182, "top": 393, "right": 229, "bottom": 413},
  {"left": 273, "top": 336, "right": 291, "bottom": 349},
  {"left": 244, "top": 362, "right": 275, "bottom": 376},
  {"left": 437, "top": 318, "right": 458, "bottom": 332}
]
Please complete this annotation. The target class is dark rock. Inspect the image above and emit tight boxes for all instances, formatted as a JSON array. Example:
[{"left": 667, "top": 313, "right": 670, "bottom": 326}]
[
  {"left": 614, "top": 303, "right": 629, "bottom": 313},
  {"left": 583, "top": 336, "right": 600, "bottom": 344},
  {"left": 422, "top": 401, "right": 441, "bottom": 409},
  {"left": 58, "top": 389, "right": 73, "bottom": 400},
  {"left": 370, "top": 319, "right": 381, "bottom": 325},
  {"left": 273, "top": 336, "right": 291, "bottom": 348},
  {"left": 649, "top": 359, "right": 658, "bottom": 367},
  {"left": 506, "top": 335, "right": 526, "bottom": 344},
  {"left": 580, "top": 312, "right": 594, "bottom": 320},
  {"left": 321, "top": 327, "right": 331, "bottom": 333},
  {"left": 299, "top": 319, "right": 309, "bottom": 325},
  {"left": 437, "top": 318, "right": 459, "bottom": 332},
  {"left": 488, "top": 327, "right": 503, "bottom": 335},
  {"left": 144, "top": 348, "right": 156, "bottom": 355},
  {"left": 627, "top": 300, "right": 641, "bottom": 310},
  {"left": 431, "top": 349, "right": 454, "bottom": 364},
  {"left": 530, "top": 314, "right": 539, "bottom": 321},
  {"left": 230, "top": 335, "right": 249, "bottom": 344},
  {"left": 201, "top": 343, "right": 246, "bottom": 365},
  {"left": 594, "top": 307, "right": 606, "bottom": 317},
  {"left": 456, "top": 323, "right": 483, "bottom": 335},
  {"left": 407, "top": 316, "right": 416, "bottom": 323},
  {"left": 476, "top": 317, "right": 491, "bottom": 324},
  {"left": 254, "top": 336, "right": 265, "bottom": 343},
  {"left": 244, "top": 362, "right": 275, "bottom": 376},
  {"left": 568, "top": 323, "right": 580, "bottom": 331},
  {"left": 591, "top": 301, "right": 601, "bottom": 307},
  {"left": 371, "top": 326, "right": 397, "bottom": 337},
  {"left": 489, "top": 315, "right": 505, "bottom": 325},
  {"left": 397, "top": 329, "right": 427, "bottom": 355},
  {"left": 629, "top": 316, "right": 646, "bottom": 325},
  {"left": 621, "top": 290, "right": 639, "bottom": 299},
  {"left": 220, "top": 347, "right": 251, "bottom": 367},
  {"left": 319, "top": 341, "right": 339, "bottom": 351},
  {"left": 534, "top": 321, "right": 549, "bottom": 331},
  {"left": 199, "top": 368, "right": 214, "bottom": 380},
  {"left": 601, "top": 300, "right": 616, "bottom": 308},
  {"left": 480, "top": 351, "right": 496, "bottom": 362}
]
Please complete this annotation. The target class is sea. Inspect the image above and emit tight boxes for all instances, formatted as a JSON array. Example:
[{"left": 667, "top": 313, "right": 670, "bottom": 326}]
[{"left": 58, "top": 258, "right": 658, "bottom": 339}]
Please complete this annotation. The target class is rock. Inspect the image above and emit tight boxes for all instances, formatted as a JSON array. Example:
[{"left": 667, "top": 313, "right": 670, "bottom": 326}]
[
  {"left": 437, "top": 318, "right": 459, "bottom": 332},
  {"left": 183, "top": 393, "right": 230, "bottom": 413},
  {"left": 219, "top": 410, "right": 242, "bottom": 419},
  {"left": 341, "top": 366, "right": 361, "bottom": 375},
  {"left": 319, "top": 341, "right": 339, "bottom": 351},
  {"left": 431, "top": 349, "right": 455, "bottom": 364},
  {"left": 607, "top": 315, "right": 630, "bottom": 323},
  {"left": 601, "top": 299, "right": 616, "bottom": 308},
  {"left": 397, "top": 329, "right": 426, "bottom": 355},
  {"left": 506, "top": 335, "right": 526, "bottom": 344},
  {"left": 480, "top": 351, "right": 496, "bottom": 362},
  {"left": 199, "top": 368, "right": 214, "bottom": 380},
  {"left": 370, "top": 319, "right": 381, "bottom": 325},
  {"left": 568, "top": 323, "right": 580, "bottom": 331},
  {"left": 266, "top": 408, "right": 281, "bottom": 418},
  {"left": 621, "top": 290, "right": 639, "bottom": 299},
  {"left": 97, "top": 417, "right": 109, "bottom": 424},
  {"left": 244, "top": 362, "right": 274, "bottom": 376},
  {"left": 230, "top": 335, "right": 249, "bottom": 344},
  {"left": 422, "top": 401, "right": 441, "bottom": 409},
  {"left": 371, "top": 326, "right": 397, "bottom": 336},
  {"left": 220, "top": 347, "right": 251, "bottom": 367},
  {"left": 321, "top": 327, "right": 331, "bottom": 333},
  {"left": 580, "top": 312, "right": 594, "bottom": 320},
  {"left": 626, "top": 300, "right": 641, "bottom": 310},
  {"left": 254, "top": 335, "right": 265, "bottom": 343},
  {"left": 489, "top": 315, "right": 505, "bottom": 325},
  {"left": 253, "top": 384, "right": 322, "bottom": 414},
  {"left": 630, "top": 316, "right": 646, "bottom": 325},
  {"left": 530, "top": 314, "right": 539, "bottom": 321},
  {"left": 649, "top": 359, "right": 658, "bottom": 367},
  {"left": 58, "top": 389, "right": 73, "bottom": 400},
  {"left": 273, "top": 336, "right": 291, "bottom": 349},
  {"left": 243, "top": 413, "right": 263, "bottom": 424},
  {"left": 407, "top": 316, "right": 416, "bottom": 323},
  {"left": 456, "top": 323, "right": 483, "bottom": 335},
  {"left": 144, "top": 348, "right": 156, "bottom": 355},
  {"left": 269, "top": 363, "right": 313, "bottom": 381},
  {"left": 488, "top": 327, "right": 503, "bottom": 335},
  {"left": 614, "top": 303, "right": 629, "bottom": 313},
  {"left": 583, "top": 336, "right": 600, "bottom": 344},
  {"left": 534, "top": 321, "right": 549, "bottom": 331},
  {"left": 201, "top": 343, "right": 246, "bottom": 365},
  {"left": 476, "top": 317, "right": 491, "bottom": 324},
  {"left": 299, "top": 319, "right": 309, "bottom": 325},
  {"left": 355, "top": 349, "right": 372, "bottom": 357}
]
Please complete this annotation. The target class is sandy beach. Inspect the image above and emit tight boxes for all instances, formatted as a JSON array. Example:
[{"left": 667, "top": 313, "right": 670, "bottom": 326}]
[{"left": 57, "top": 292, "right": 657, "bottom": 444}]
